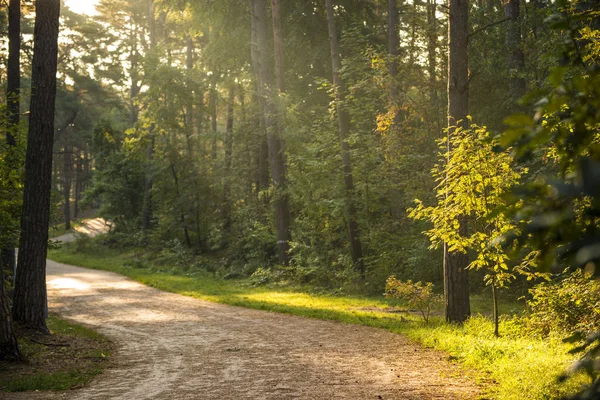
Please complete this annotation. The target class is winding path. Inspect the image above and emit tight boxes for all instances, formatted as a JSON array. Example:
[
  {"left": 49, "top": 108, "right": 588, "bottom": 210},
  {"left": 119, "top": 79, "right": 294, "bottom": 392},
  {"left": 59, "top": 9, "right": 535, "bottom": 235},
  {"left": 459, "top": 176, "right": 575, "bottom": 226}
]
[{"left": 4, "top": 223, "right": 479, "bottom": 399}]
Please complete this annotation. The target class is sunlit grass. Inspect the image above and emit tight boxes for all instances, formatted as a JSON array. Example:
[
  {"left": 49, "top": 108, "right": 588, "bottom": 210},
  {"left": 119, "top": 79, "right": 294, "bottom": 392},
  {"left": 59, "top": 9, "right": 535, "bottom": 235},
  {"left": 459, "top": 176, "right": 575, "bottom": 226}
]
[{"left": 48, "top": 242, "right": 588, "bottom": 400}]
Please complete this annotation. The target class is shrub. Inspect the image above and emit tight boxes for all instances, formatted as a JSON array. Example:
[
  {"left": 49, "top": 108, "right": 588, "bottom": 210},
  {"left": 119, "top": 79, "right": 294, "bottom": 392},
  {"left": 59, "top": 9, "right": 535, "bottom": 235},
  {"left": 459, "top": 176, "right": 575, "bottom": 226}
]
[
  {"left": 526, "top": 270, "right": 600, "bottom": 336},
  {"left": 385, "top": 277, "right": 442, "bottom": 323}
]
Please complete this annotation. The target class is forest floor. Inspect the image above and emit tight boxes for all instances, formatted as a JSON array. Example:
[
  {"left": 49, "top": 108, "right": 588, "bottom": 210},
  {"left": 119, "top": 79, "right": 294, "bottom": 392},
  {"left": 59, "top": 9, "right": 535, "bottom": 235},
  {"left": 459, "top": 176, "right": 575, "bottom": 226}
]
[{"left": 2, "top": 223, "right": 480, "bottom": 400}]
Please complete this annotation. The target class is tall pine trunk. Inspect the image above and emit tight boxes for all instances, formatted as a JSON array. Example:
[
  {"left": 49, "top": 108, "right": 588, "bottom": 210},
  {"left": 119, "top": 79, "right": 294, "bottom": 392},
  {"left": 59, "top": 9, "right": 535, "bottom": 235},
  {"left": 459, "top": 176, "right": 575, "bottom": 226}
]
[
  {"left": 2, "top": 0, "right": 22, "bottom": 287},
  {"left": 250, "top": 0, "right": 292, "bottom": 265},
  {"left": 0, "top": 0, "right": 22, "bottom": 361},
  {"left": 504, "top": 0, "right": 525, "bottom": 100},
  {"left": 141, "top": 0, "right": 156, "bottom": 232},
  {"left": 445, "top": 0, "right": 471, "bottom": 324},
  {"left": 13, "top": 0, "right": 61, "bottom": 334},
  {"left": 388, "top": 0, "right": 400, "bottom": 123},
  {"left": 326, "top": 0, "right": 364, "bottom": 277},
  {"left": 223, "top": 84, "right": 235, "bottom": 230}
]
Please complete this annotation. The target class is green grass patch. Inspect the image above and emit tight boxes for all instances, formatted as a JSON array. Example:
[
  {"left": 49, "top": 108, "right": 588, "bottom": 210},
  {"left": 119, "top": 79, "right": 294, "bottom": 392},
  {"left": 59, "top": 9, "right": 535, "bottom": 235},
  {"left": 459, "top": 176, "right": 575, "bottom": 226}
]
[
  {"left": 49, "top": 220, "right": 82, "bottom": 239},
  {"left": 0, "top": 314, "right": 111, "bottom": 392},
  {"left": 49, "top": 241, "right": 588, "bottom": 399}
]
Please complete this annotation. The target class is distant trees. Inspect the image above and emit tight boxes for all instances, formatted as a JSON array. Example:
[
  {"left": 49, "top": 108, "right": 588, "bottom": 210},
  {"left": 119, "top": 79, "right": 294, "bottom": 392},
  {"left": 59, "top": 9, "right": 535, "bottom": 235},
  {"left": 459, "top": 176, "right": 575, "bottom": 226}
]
[
  {"left": 250, "top": 0, "right": 292, "bottom": 265},
  {"left": 326, "top": 0, "right": 364, "bottom": 277},
  {"left": 12, "top": 0, "right": 61, "bottom": 334}
]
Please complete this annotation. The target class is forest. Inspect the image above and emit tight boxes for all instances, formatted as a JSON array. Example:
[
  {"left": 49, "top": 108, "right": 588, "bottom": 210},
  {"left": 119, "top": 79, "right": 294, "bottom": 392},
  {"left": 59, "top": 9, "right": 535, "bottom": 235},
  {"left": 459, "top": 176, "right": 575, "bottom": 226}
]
[{"left": 0, "top": 0, "right": 599, "bottom": 399}]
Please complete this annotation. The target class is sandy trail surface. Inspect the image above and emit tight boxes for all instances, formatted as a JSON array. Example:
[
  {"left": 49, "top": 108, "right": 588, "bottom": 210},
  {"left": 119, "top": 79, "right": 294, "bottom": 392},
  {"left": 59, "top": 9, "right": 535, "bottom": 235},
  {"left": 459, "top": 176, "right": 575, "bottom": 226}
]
[{"left": 3, "top": 224, "right": 479, "bottom": 400}]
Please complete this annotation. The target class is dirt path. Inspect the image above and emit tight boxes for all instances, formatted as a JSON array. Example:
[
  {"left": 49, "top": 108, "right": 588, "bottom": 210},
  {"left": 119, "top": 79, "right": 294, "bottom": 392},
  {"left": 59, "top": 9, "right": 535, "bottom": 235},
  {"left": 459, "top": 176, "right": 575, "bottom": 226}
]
[{"left": 4, "top": 226, "right": 480, "bottom": 400}]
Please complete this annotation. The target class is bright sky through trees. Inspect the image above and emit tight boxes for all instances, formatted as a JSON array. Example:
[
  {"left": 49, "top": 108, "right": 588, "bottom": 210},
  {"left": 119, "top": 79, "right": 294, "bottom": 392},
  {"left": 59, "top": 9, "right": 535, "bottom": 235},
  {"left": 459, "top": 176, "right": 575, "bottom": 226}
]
[{"left": 64, "top": 0, "right": 98, "bottom": 16}]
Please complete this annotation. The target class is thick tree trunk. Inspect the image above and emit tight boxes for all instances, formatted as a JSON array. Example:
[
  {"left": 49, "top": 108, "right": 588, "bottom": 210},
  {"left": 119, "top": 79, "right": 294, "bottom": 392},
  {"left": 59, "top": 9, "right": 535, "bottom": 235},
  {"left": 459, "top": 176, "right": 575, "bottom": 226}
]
[
  {"left": 504, "top": 0, "right": 525, "bottom": 100},
  {"left": 1, "top": 0, "right": 21, "bottom": 294},
  {"left": 250, "top": 0, "right": 292, "bottom": 265},
  {"left": 445, "top": 0, "right": 471, "bottom": 324},
  {"left": 326, "top": 0, "right": 364, "bottom": 277},
  {"left": 7, "top": 0, "right": 20, "bottom": 146},
  {"left": 13, "top": 0, "right": 61, "bottom": 334},
  {"left": 0, "top": 266, "right": 21, "bottom": 361},
  {"left": 272, "top": 0, "right": 285, "bottom": 93}
]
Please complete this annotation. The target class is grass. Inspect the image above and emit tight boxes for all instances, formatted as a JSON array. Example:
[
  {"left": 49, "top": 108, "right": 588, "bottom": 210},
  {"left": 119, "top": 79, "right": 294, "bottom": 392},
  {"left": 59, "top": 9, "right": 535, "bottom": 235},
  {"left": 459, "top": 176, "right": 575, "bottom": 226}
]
[
  {"left": 49, "top": 241, "right": 589, "bottom": 400},
  {"left": 0, "top": 314, "right": 111, "bottom": 392},
  {"left": 49, "top": 219, "right": 82, "bottom": 239}
]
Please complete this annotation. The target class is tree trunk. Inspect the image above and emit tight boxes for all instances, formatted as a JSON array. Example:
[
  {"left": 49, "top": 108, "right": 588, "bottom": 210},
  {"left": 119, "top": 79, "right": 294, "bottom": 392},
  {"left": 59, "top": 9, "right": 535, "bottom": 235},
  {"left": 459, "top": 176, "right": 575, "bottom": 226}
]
[
  {"left": 388, "top": 0, "right": 400, "bottom": 123},
  {"left": 272, "top": 0, "right": 285, "bottom": 93},
  {"left": 210, "top": 73, "right": 218, "bottom": 161},
  {"left": 62, "top": 132, "right": 72, "bottom": 231},
  {"left": 0, "top": 265, "right": 21, "bottom": 361},
  {"left": 141, "top": 135, "right": 154, "bottom": 232},
  {"left": 250, "top": 0, "right": 292, "bottom": 265},
  {"left": 445, "top": 0, "right": 471, "bottom": 324},
  {"left": 141, "top": 0, "right": 156, "bottom": 232},
  {"left": 492, "top": 275, "right": 499, "bottom": 337},
  {"left": 326, "top": 0, "right": 364, "bottom": 277},
  {"left": 1, "top": 0, "right": 21, "bottom": 296},
  {"left": 504, "top": 0, "right": 525, "bottom": 100},
  {"left": 13, "top": 0, "right": 61, "bottom": 334},
  {"left": 73, "top": 148, "right": 82, "bottom": 219},
  {"left": 223, "top": 84, "right": 235, "bottom": 230},
  {"left": 427, "top": 0, "right": 442, "bottom": 136}
]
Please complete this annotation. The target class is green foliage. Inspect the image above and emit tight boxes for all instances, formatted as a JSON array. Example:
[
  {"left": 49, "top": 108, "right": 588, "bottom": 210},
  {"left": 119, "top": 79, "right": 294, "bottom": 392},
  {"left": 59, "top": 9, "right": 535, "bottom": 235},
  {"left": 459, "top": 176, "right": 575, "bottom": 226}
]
[
  {"left": 0, "top": 113, "right": 25, "bottom": 249},
  {"left": 500, "top": 1, "right": 600, "bottom": 397},
  {"left": 409, "top": 122, "right": 535, "bottom": 333},
  {"left": 526, "top": 270, "right": 600, "bottom": 337},
  {"left": 384, "top": 277, "right": 441, "bottom": 323}
]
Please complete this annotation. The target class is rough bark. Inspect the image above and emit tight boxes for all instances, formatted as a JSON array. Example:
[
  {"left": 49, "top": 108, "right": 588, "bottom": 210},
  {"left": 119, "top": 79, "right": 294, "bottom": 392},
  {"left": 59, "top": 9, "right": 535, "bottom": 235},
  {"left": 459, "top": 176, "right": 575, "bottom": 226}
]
[
  {"left": 7, "top": 0, "right": 20, "bottom": 146},
  {"left": 250, "top": 0, "right": 292, "bottom": 265},
  {"left": 504, "top": 0, "right": 526, "bottom": 100},
  {"left": 326, "top": 0, "right": 364, "bottom": 276},
  {"left": 0, "top": 265, "right": 21, "bottom": 361},
  {"left": 1, "top": 0, "right": 21, "bottom": 293},
  {"left": 13, "top": 0, "right": 61, "bottom": 334},
  {"left": 445, "top": 0, "right": 471, "bottom": 324}
]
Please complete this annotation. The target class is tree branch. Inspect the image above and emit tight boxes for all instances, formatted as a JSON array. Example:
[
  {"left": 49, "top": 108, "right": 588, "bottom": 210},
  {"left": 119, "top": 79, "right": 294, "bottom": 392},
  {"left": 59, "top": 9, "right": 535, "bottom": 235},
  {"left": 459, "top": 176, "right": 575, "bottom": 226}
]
[{"left": 468, "top": 17, "right": 511, "bottom": 38}]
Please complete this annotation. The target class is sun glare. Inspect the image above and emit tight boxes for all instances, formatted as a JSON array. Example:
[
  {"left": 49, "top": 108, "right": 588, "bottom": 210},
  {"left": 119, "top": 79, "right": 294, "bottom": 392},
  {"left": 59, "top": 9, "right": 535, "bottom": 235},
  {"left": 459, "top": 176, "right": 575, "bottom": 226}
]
[{"left": 64, "top": 0, "right": 99, "bottom": 16}]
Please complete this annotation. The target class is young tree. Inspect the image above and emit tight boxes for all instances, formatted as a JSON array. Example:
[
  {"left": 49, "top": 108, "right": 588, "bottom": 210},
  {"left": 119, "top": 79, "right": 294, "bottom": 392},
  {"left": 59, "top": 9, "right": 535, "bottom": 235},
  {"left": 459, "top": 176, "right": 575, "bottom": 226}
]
[
  {"left": 12, "top": 0, "right": 61, "bottom": 334},
  {"left": 444, "top": 0, "right": 471, "bottom": 323},
  {"left": 410, "top": 124, "right": 528, "bottom": 336}
]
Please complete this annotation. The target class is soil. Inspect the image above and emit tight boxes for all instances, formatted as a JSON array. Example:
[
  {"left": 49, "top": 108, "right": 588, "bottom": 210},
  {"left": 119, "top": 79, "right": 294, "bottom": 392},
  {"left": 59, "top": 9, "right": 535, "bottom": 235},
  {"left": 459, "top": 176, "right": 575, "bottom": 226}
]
[{"left": 2, "top": 222, "right": 480, "bottom": 399}]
